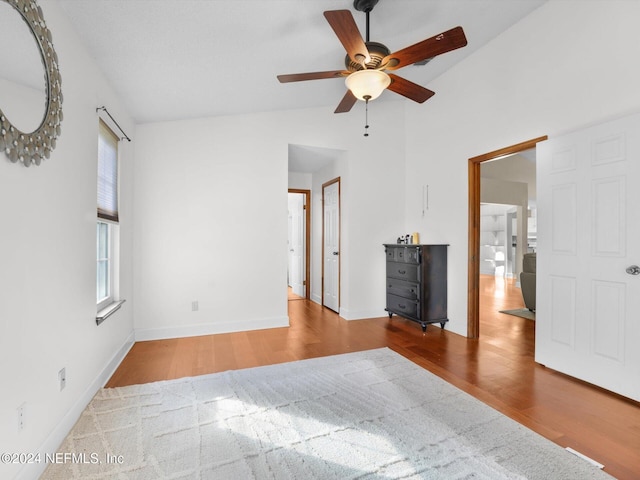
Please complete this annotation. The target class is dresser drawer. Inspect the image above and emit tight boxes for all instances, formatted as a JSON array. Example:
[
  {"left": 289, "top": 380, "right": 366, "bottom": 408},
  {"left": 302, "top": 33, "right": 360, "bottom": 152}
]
[
  {"left": 386, "top": 294, "right": 420, "bottom": 319},
  {"left": 386, "top": 261, "right": 419, "bottom": 282},
  {"left": 401, "top": 247, "right": 420, "bottom": 264},
  {"left": 387, "top": 278, "right": 420, "bottom": 301},
  {"left": 386, "top": 246, "right": 420, "bottom": 264}
]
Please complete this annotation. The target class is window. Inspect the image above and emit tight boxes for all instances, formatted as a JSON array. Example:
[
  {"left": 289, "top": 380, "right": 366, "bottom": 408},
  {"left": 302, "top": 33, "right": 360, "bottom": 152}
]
[
  {"left": 96, "top": 120, "right": 122, "bottom": 320},
  {"left": 96, "top": 221, "right": 111, "bottom": 306}
]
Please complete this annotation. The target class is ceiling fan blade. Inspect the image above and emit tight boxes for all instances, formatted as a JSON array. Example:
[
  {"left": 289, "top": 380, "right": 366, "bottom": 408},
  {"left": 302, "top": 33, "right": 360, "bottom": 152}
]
[
  {"left": 382, "top": 26, "right": 467, "bottom": 71},
  {"left": 324, "top": 10, "right": 370, "bottom": 65},
  {"left": 387, "top": 74, "right": 435, "bottom": 103},
  {"left": 277, "top": 70, "right": 348, "bottom": 83},
  {"left": 334, "top": 90, "right": 358, "bottom": 113}
]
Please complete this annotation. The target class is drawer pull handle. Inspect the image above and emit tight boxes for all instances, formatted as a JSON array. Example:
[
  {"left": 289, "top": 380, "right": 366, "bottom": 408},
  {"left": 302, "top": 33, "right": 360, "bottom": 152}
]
[
  {"left": 398, "top": 269, "right": 406, "bottom": 275},
  {"left": 398, "top": 304, "right": 406, "bottom": 309}
]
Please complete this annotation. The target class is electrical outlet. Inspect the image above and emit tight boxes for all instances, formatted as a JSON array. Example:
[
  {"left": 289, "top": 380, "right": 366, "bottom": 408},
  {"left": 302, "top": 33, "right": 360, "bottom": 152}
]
[
  {"left": 17, "top": 403, "right": 25, "bottom": 431},
  {"left": 59, "top": 367, "right": 66, "bottom": 391},
  {"left": 191, "top": 301, "right": 199, "bottom": 312}
]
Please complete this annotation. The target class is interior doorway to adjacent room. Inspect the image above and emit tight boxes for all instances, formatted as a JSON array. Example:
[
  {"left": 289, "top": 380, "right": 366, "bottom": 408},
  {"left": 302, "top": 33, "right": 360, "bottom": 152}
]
[
  {"left": 475, "top": 151, "right": 538, "bottom": 357},
  {"left": 287, "top": 189, "right": 310, "bottom": 301},
  {"left": 468, "top": 136, "right": 546, "bottom": 339}
]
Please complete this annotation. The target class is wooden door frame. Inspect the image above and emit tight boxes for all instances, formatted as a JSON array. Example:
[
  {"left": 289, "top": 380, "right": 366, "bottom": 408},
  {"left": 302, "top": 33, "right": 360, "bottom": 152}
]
[
  {"left": 288, "top": 189, "right": 311, "bottom": 300},
  {"left": 467, "top": 136, "right": 547, "bottom": 338},
  {"left": 322, "top": 177, "right": 341, "bottom": 311}
]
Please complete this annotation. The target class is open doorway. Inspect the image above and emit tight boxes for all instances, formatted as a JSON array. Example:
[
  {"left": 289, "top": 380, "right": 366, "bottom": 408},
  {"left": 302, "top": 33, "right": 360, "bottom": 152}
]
[
  {"left": 478, "top": 200, "right": 533, "bottom": 327},
  {"left": 288, "top": 189, "right": 310, "bottom": 301},
  {"left": 475, "top": 151, "right": 538, "bottom": 354},
  {"left": 467, "top": 136, "right": 546, "bottom": 338},
  {"left": 288, "top": 143, "right": 346, "bottom": 307}
]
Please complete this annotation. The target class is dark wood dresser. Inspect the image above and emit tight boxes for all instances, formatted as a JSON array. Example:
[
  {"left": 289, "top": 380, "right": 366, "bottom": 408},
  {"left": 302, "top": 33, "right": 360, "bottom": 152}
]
[{"left": 384, "top": 244, "right": 448, "bottom": 332}]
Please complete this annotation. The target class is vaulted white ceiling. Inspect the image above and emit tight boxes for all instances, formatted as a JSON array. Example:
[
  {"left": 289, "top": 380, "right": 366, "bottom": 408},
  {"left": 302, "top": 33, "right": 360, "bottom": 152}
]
[{"left": 56, "top": 0, "right": 546, "bottom": 124}]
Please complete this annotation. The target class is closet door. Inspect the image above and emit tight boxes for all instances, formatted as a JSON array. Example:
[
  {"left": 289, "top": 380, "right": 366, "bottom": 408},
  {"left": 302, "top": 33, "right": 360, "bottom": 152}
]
[{"left": 323, "top": 179, "right": 340, "bottom": 313}]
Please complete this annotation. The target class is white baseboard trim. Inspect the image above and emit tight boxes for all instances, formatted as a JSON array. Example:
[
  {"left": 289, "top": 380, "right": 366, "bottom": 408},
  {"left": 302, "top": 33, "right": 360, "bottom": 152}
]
[
  {"left": 18, "top": 331, "right": 135, "bottom": 480},
  {"left": 134, "top": 316, "right": 290, "bottom": 342},
  {"left": 311, "top": 293, "right": 322, "bottom": 305},
  {"left": 565, "top": 447, "right": 605, "bottom": 469}
]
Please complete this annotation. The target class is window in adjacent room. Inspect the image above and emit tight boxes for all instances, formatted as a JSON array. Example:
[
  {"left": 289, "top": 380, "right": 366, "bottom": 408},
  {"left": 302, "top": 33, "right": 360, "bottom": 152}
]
[{"left": 96, "top": 119, "right": 123, "bottom": 323}]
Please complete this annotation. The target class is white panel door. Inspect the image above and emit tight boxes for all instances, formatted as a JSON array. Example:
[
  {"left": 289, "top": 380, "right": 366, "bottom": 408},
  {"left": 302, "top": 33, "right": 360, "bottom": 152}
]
[
  {"left": 323, "top": 181, "right": 340, "bottom": 312},
  {"left": 288, "top": 193, "right": 305, "bottom": 297},
  {"left": 536, "top": 113, "right": 640, "bottom": 401}
]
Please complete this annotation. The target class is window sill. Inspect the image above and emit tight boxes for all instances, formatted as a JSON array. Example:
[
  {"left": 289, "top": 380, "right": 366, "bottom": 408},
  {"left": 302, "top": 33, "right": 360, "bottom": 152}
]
[{"left": 96, "top": 299, "right": 126, "bottom": 326}]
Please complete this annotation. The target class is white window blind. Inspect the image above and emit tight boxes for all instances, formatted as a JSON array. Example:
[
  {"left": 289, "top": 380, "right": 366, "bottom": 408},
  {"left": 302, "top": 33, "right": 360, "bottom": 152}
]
[{"left": 97, "top": 120, "right": 119, "bottom": 222}]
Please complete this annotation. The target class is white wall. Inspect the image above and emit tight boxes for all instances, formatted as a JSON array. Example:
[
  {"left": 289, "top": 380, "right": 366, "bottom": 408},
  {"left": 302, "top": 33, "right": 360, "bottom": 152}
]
[
  {"left": 0, "top": 78, "right": 46, "bottom": 134},
  {"left": 133, "top": 100, "right": 406, "bottom": 339},
  {"left": 0, "top": 3, "right": 135, "bottom": 479},
  {"left": 481, "top": 178, "right": 528, "bottom": 208},
  {"left": 481, "top": 153, "right": 537, "bottom": 206},
  {"left": 403, "top": 0, "right": 640, "bottom": 336},
  {"left": 288, "top": 172, "right": 312, "bottom": 190}
]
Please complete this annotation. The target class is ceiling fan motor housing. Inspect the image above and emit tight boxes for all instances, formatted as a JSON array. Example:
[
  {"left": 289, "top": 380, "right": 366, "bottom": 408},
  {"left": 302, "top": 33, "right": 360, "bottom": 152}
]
[
  {"left": 345, "top": 41, "right": 390, "bottom": 71},
  {"left": 353, "top": 0, "right": 379, "bottom": 12}
]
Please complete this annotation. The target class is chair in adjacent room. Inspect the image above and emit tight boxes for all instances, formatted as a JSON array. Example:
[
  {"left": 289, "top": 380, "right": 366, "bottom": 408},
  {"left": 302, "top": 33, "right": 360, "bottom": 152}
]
[{"left": 520, "top": 253, "right": 536, "bottom": 312}]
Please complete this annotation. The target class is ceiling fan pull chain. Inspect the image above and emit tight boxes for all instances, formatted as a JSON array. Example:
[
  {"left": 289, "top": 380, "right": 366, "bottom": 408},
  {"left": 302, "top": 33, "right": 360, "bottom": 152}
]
[{"left": 364, "top": 96, "right": 370, "bottom": 137}]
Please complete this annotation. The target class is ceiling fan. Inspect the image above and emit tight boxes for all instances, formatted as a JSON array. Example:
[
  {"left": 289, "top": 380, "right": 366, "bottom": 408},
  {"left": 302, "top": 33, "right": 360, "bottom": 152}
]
[{"left": 277, "top": 0, "right": 468, "bottom": 114}]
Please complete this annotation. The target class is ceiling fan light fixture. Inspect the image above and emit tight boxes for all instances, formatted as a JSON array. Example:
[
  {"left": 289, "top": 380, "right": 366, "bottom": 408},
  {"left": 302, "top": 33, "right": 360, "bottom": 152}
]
[{"left": 345, "top": 69, "right": 391, "bottom": 101}]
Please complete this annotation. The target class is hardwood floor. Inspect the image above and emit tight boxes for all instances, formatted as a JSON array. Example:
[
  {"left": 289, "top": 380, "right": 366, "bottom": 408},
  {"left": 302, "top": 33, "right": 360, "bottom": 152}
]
[
  {"left": 107, "top": 275, "right": 640, "bottom": 479},
  {"left": 287, "top": 286, "right": 305, "bottom": 301}
]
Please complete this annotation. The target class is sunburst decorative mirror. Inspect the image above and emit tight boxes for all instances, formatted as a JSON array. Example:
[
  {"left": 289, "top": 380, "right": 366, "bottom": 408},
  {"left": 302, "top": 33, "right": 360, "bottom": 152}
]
[{"left": 0, "top": 0, "right": 62, "bottom": 167}]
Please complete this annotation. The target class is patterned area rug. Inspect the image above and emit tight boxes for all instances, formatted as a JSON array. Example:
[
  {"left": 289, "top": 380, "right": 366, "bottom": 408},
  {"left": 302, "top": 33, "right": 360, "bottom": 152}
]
[
  {"left": 42, "top": 348, "right": 611, "bottom": 479},
  {"left": 500, "top": 308, "right": 536, "bottom": 321}
]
